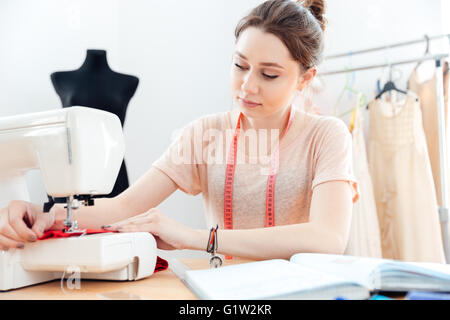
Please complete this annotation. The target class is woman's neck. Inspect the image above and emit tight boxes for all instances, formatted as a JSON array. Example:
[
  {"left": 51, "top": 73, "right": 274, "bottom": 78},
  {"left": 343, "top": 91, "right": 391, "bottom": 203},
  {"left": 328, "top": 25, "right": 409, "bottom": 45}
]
[{"left": 241, "top": 105, "right": 293, "bottom": 135}]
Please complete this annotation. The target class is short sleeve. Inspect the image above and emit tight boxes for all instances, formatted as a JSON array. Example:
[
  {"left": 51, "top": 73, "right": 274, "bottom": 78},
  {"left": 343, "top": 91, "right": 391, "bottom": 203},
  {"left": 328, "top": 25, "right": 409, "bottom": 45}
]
[
  {"left": 152, "top": 120, "right": 203, "bottom": 196},
  {"left": 311, "top": 118, "right": 360, "bottom": 203}
]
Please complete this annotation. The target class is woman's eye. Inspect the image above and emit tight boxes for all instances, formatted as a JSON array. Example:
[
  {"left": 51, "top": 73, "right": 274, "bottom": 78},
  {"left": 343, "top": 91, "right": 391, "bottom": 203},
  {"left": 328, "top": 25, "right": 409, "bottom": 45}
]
[
  {"left": 263, "top": 73, "right": 279, "bottom": 80},
  {"left": 234, "top": 63, "right": 278, "bottom": 80}
]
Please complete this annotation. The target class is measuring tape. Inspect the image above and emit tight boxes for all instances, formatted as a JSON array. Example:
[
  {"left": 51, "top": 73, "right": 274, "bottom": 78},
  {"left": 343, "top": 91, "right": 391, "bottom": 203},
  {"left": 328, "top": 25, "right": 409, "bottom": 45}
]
[{"left": 223, "top": 106, "right": 296, "bottom": 258}]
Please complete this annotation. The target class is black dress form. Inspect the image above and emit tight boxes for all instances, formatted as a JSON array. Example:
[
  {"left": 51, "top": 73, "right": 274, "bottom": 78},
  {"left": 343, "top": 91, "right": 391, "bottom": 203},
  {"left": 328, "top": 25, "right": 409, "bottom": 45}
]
[{"left": 50, "top": 49, "right": 139, "bottom": 198}]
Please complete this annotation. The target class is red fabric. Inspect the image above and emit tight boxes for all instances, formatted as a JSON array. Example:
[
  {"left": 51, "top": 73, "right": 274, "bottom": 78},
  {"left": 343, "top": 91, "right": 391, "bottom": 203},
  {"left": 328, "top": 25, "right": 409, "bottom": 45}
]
[
  {"left": 38, "top": 229, "right": 112, "bottom": 240},
  {"left": 38, "top": 230, "right": 169, "bottom": 273},
  {"left": 154, "top": 256, "right": 169, "bottom": 272}
]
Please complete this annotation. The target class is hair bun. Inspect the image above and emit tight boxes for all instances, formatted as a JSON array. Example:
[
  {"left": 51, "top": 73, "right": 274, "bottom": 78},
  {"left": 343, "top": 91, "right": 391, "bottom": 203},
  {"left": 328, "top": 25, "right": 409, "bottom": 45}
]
[{"left": 298, "top": 0, "right": 327, "bottom": 32}]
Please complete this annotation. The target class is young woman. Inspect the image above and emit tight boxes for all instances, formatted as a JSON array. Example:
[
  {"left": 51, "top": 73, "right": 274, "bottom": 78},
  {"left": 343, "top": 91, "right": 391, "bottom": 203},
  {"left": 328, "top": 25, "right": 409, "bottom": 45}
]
[{"left": 0, "top": 0, "right": 358, "bottom": 260}]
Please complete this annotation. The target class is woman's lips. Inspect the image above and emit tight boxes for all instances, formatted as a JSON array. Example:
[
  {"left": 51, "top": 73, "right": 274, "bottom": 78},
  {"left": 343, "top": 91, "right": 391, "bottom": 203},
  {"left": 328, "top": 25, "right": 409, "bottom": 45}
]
[{"left": 239, "top": 97, "right": 262, "bottom": 108}]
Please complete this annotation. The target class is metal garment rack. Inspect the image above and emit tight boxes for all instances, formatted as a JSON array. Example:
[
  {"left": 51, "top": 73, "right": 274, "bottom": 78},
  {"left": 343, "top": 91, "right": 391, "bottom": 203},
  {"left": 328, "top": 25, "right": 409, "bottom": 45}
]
[{"left": 318, "top": 34, "right": 450, "bottom": 263}]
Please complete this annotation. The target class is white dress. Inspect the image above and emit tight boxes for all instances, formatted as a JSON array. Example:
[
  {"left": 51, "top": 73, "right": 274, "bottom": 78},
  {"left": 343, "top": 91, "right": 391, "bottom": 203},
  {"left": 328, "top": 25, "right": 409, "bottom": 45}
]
[{"left": 344, "top": 106, "right": 382, "bottom": 258}]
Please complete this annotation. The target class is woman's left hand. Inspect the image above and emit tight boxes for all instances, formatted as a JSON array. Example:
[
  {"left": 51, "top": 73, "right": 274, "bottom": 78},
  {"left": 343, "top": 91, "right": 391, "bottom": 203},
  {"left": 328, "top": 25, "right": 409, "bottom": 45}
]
[{"left": 105, "top": 208, "right": 198, "bottom": 250}]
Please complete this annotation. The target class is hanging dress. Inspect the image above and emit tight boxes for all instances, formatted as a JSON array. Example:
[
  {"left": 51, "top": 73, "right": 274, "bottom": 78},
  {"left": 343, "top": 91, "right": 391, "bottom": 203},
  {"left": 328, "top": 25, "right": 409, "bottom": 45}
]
[
  {"left": 344, "top": 105, "right": 383, "bottom": 258},
  {"left": 368, "top": 91, "right": 445, "bottom": 263},
  {"left": 407, "top": 62, "right": 450, "bottom": 206}
]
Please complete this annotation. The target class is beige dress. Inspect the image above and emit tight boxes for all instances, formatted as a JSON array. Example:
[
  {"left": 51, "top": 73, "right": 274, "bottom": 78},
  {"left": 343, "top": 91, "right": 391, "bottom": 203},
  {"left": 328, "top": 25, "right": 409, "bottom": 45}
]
[
  {"left": 407, "top": 62, "right": 450, "bottom": 206},
  {"left": 368, "top": 92, "right": 445, "bottom": 263},
  {"left": 344, "top": 107, "right": 382, "bottom": 258}
]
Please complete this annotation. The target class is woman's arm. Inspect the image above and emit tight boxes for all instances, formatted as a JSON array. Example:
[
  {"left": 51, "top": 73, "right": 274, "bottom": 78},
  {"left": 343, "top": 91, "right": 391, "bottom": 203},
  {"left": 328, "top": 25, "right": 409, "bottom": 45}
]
[
  {"left": 52, "top": 167, "right": 179, "bottom": 230},
  {"left": 108, "top": 180, "right": 353, "bottom": 259},
  {"left": 188, "top": 180, "right": 353, "bottom": 260}
]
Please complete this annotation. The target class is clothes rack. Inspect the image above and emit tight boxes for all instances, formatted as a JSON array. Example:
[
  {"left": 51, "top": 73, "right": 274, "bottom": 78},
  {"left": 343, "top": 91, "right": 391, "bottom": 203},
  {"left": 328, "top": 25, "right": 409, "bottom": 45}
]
[
  {"left": 320, "top": 53, "right": 448, "bottom": 76},
  {"left": 318, "top": 34, "right": 450, "bottom": 263},
  {"left": 324, "top": 34, "right": 449, "bottom": 60}
]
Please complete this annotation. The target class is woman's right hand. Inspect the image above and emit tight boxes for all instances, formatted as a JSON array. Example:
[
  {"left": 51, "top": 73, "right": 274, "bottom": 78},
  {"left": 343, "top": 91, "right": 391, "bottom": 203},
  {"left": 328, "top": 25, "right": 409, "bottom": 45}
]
[{"left": 0, "top": 200, "right": 56, "bottom": 251}]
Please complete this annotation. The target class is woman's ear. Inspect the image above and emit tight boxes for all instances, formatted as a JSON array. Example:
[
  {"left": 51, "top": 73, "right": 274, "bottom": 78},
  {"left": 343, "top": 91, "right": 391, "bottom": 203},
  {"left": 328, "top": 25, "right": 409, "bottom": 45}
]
[{"left": 297, "top": 67, "right": 317, "bottom": 91}]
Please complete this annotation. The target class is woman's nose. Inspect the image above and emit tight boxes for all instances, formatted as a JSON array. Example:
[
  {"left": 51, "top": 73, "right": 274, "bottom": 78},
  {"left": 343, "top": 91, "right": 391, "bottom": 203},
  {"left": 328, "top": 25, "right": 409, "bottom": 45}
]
[{"left": 241, "top": 72, "right": 259, "bottom": 95}]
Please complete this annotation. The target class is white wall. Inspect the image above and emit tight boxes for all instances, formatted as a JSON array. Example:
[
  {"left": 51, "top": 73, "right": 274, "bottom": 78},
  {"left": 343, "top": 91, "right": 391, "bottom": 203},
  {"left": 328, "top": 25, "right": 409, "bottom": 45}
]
[
  {"left": 0, "top": 0, "right": 446, "bottom": 258},
  {"left": 116, "top": 0, "right": 262, "bottom": 258},
  {"left": 443, "top": 0, "right": 450, "bottom": 34},
  {"left": 317, "top": 0, "right": 446, "bottom": 122}
]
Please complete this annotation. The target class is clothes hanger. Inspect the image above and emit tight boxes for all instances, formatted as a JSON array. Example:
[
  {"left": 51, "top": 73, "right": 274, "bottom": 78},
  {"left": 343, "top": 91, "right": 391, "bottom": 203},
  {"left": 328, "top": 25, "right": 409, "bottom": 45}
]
[
  {"left": 442, "top": 35, "right": 449, "bottom": 76},
  {"left": 333, "top": 66, "right": 357, "bottom": 116},
  {"left": 410, "top": 35, "right": 437, "bottom": 85},
  {"left": 338, "top": 89, "right": 367, "bottom": 119},
  {"left": 374, "top": 63, "right": 408, "bottom": 100},
  {"left": 333, "top": 52, "right": 363, "bottom": 116},
  {"left": 349, "top": 92, "right": 366, "bottom": 133},
  {"left": 336, "top": 76, "right": 368, "bottom": 118},
  {"left": 375, "top": 80, "right": 408, "bottom": 100},
  {"left": 334, "top": 61, "right": 368, "bottom": 125},
  {"left": 333, "top": 52, "right": 368, "bottom": 118},
  {"left": 366, "top": 52, "right": 407, "bottom": 109},
  {"left": 413, "top": 34, "right": 430, "bottom": 71}
]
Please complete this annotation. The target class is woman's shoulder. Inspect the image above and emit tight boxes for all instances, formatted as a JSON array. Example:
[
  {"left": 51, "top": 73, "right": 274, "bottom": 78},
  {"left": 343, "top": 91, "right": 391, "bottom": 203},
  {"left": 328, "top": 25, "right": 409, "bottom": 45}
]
[{"left": 298, "top": 110, "right": 350, "bottom": 138}]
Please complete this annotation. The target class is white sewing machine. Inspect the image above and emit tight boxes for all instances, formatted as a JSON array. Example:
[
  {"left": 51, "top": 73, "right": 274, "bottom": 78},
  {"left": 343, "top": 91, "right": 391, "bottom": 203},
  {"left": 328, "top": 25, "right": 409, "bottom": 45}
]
[{"left": 0, "top": 107, "right": 157, "bottom": 291}]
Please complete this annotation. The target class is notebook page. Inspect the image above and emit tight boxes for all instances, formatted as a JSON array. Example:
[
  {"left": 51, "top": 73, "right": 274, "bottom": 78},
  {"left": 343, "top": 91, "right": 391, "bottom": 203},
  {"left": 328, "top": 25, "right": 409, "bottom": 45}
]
[
  {"left": 381, "top": 261, "right": 450, "bottom": 280},
  {"left": 290, "top": 253, "right": 386, "bottom": 289},
  {"left": 185, "top": 259, "right": 360, "bottom": 300}
]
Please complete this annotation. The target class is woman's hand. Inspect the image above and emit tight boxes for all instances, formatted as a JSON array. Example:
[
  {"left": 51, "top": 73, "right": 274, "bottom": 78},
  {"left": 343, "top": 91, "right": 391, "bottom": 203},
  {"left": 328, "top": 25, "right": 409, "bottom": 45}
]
[
  {"left": 0, "top": 200, "right": 56, "bottom": 250},
  {"left": 105, "top": 208, "right": 199, "bottom": 251}
]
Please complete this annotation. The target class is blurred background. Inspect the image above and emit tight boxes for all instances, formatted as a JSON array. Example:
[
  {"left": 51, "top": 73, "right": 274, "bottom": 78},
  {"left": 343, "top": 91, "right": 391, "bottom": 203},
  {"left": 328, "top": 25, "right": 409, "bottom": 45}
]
[{"left": 0, "top": 0, "right": 448, "bottom": 258}]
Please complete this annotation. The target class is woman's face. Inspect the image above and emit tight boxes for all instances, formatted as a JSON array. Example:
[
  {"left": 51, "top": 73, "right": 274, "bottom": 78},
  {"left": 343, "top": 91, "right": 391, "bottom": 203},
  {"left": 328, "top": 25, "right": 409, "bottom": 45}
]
[{"left": 230, "top": 27, "right": 315, "bottom": 120}]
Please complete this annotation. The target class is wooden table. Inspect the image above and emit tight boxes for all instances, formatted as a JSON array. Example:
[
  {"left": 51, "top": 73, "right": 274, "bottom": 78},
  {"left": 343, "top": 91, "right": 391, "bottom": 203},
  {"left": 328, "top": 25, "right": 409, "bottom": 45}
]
[
  {"left": 0, "top": 258, "right": 408, "bottom": 300},
  {"left": 0, "top": 258, "right": 252, "bottom": 300}
]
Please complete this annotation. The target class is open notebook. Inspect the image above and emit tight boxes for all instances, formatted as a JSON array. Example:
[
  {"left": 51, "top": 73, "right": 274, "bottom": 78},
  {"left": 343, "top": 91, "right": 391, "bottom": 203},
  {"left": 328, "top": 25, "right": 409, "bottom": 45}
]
[{"left": 184, "top": 253, "right": 450, "bottom": 300}]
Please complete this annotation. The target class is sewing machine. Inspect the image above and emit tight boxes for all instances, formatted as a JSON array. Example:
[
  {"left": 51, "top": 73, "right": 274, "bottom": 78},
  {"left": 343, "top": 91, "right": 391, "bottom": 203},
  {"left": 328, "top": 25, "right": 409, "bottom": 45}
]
[{"left": 0, "top": 107, "right": 157, "bottom": 291}]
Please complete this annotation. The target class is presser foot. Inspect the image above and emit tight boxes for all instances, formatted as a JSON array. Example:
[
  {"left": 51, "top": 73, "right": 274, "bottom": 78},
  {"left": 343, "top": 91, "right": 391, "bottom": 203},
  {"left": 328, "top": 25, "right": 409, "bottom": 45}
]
[
  {"left": 63, "top": 227, "right": 87, "bottom": 235},
  {"left": 63, "top": 196, "right": 83, "bottom": 234}
]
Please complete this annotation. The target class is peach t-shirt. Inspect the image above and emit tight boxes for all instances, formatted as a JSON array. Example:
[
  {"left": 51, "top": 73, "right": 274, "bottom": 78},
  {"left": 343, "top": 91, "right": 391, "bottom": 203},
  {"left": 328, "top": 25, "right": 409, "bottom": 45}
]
[{"left": 153, "top": 107, "right": 359, "bottom": 229}]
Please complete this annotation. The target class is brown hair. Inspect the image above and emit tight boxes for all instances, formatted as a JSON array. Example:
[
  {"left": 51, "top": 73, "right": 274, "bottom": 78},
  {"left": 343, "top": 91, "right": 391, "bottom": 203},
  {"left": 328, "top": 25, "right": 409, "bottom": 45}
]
[{"left": 234, "top": 0, "right": 327, "bottom": 70}]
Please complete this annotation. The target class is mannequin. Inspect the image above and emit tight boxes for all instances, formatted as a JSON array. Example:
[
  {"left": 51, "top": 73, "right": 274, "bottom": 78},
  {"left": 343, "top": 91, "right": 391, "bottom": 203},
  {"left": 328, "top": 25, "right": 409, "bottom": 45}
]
[{"left": 51, "top": 49, "right": 139, "bottom": 198}]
